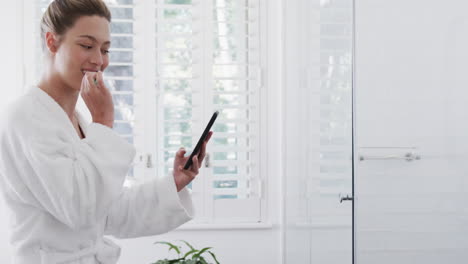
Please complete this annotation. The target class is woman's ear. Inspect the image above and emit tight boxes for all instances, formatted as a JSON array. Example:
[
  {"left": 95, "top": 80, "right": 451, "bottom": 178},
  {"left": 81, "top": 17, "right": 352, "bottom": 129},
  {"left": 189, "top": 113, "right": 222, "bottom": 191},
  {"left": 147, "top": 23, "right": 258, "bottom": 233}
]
[{"left": 45, "top": 32, "right": 59, "bottom": 53}]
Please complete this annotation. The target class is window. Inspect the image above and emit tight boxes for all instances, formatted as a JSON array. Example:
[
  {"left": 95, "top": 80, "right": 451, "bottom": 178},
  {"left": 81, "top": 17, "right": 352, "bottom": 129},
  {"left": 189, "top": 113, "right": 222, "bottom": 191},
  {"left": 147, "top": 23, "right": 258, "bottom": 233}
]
[{"left": 26, "top": 0, "right": 266, "bottom": 225}]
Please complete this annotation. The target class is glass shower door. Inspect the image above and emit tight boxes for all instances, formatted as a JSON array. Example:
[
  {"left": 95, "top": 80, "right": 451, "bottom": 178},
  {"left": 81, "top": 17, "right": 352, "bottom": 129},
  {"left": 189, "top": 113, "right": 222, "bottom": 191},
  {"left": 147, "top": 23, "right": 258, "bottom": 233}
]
[
  {"left": 355, "top": 0, "right": 468, "bottom": 263},
  {"left": 284, "top": 0, "right": 355, "bottom": 263}
]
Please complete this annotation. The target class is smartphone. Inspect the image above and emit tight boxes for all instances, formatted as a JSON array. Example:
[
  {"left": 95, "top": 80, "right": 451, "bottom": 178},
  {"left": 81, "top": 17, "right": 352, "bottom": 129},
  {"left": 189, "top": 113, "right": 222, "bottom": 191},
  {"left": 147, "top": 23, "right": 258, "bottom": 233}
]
[{"left": 183, "top": 111, "right": 219, "bottom": 170}]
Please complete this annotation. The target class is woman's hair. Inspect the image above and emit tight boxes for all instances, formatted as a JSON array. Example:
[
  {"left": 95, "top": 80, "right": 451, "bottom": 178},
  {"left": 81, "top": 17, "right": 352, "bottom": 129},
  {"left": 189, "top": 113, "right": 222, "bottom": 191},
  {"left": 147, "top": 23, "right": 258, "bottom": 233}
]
[{"left": 40, "top": 0, "right": 112, "bottom": 49}]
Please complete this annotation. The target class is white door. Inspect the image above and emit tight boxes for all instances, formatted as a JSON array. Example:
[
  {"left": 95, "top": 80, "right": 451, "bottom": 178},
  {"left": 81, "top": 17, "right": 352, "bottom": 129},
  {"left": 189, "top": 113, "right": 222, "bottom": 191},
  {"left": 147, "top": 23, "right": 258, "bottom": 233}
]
[{"left": 356, "top": 0, "right": 468, "bottom": 263}]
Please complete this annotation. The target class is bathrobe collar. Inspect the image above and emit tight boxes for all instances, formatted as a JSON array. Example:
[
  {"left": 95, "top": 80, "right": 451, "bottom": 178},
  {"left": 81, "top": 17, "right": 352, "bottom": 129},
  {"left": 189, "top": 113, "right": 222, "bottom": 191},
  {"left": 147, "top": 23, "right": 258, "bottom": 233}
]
[{"left": 30, "top": 86, "right": 88, "bottom": 139}]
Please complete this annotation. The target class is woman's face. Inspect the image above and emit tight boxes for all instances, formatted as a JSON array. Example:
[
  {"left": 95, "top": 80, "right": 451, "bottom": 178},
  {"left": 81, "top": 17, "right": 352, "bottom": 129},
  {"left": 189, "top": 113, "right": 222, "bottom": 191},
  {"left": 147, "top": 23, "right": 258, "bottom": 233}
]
[{"left": 52, "top": 15, "right": 111, "bottom": 91}]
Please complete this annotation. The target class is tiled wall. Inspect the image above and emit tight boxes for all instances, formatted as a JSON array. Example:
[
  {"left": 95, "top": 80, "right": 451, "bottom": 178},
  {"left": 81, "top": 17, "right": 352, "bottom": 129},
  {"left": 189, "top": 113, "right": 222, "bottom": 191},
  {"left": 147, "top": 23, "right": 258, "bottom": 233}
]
[{"left": 356, "top": 0, "right": 468, "bottom": 263}]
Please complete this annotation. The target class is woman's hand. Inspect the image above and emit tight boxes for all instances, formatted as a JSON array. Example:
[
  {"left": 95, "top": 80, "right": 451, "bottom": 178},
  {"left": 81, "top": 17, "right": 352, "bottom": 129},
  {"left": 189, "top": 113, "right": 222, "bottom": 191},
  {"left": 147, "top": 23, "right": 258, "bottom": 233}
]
[
  {"left": 80, "top": 71, "right": 114, "bottom": 128},
  {"left": 173, "top": 131, "right": 213, "bottom": 192}
]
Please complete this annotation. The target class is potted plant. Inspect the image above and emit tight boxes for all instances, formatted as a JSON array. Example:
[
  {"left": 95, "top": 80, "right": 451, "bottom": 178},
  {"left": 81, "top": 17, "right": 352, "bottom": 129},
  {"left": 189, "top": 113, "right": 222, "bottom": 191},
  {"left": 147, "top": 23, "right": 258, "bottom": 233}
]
[{"left": 152, "top": 240, "right": 220, "bottom": 264}]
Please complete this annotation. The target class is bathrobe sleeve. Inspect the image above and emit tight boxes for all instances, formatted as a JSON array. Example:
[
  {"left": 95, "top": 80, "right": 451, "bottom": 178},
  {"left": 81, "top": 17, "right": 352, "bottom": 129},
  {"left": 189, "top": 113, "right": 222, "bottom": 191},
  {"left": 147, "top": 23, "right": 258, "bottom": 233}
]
[
  {"left": 104, "top": 175, "right": 194, "bottom": 238},
  {"left": 5, "top": 118, "right": 135, "bottom": 230}
]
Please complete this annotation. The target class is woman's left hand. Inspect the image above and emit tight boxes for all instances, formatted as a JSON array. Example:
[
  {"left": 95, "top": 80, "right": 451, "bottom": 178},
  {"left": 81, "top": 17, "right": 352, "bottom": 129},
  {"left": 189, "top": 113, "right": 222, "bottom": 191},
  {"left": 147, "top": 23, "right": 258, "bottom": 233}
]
[
  {"left": 80, "top": 71, "right": 114, "bottom": 128},
  {"left": 173, "top": 131, "right": 213, "bottom": 192}
]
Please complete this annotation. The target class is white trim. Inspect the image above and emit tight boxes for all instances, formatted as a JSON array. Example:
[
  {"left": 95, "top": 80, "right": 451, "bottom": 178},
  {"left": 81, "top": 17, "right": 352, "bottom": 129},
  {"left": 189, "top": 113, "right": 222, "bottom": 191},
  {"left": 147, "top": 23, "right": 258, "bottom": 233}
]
[
  {"left": 133, "top": 0, "right": 157, "bottom": 181},
  {"left": 257, "top": 0, "right": 269, "bottom": 225},
  {"left": 352, "top": 0, "right": 358, "bottom": 262},
  {"left": 275, "top": 0, "right": 286, "bottom": 261},
  {"left": 201, "top": 0, "right": 213, "bottom": 223},
  {"left": 263, "top": 0, "right": 284, "bottom": 261}
]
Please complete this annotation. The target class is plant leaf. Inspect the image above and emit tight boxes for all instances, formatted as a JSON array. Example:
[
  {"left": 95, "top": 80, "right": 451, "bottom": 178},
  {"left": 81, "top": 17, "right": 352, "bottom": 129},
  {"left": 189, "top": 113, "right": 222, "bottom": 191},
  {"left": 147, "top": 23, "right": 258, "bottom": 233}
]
[
  {"left": 168, "top": 258, "right": 185, "bottom": 264},
  {"left": 192, "top": 247, "right": 212, "bottom": 259},
  {"left": 208, "top": 251, "right": 220, "bottom": 264},
  {"left": 179, "top": 240, "right": 195, "bottom": 251},
  {"left": 154, "top": 241, "right": 181, "bottom": 255},
  {"left": 183, "top": 249, "right": 199, "bottom": 259},
  {"left": 198, "top": 256, "right": 208, "bottom": 264}
]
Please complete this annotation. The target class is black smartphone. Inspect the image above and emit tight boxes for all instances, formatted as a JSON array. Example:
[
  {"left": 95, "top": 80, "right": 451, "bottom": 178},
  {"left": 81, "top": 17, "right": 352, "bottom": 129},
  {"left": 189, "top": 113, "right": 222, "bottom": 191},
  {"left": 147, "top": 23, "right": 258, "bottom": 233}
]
[{"left": 183, "top": 111, "right": 219, "bottom": 170}]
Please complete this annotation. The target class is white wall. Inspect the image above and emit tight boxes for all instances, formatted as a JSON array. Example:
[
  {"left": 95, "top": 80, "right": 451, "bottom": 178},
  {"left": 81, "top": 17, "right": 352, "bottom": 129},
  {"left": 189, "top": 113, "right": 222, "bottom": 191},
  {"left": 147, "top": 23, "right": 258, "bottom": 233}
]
[
  {"left": 0, "top": 1, "right": 24, "bottom": 102},
  {"left": 0, "top": 1, "right": 24, "bottom": 263}
]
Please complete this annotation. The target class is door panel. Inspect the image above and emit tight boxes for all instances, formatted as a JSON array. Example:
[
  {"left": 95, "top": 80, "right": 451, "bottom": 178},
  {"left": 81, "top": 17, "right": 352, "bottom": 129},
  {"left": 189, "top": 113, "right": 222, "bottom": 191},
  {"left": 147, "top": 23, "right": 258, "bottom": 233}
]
[{"left": 356, "top": 1, "right": 468, "bottom": 263}]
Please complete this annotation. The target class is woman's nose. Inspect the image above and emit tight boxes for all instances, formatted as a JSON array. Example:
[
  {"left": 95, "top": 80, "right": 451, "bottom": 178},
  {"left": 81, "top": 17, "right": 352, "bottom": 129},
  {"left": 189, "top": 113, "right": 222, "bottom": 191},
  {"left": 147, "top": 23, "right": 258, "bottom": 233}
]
[{"left": 90, "top": 49, "right": 104, "bottom": 66}]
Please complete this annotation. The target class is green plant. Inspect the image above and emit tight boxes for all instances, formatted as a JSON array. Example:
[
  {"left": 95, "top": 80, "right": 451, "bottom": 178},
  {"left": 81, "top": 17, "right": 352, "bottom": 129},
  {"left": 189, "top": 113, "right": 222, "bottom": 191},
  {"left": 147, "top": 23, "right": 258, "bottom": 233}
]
[{"left": 152, "top": 240, "right": 220, "bottom": 264}]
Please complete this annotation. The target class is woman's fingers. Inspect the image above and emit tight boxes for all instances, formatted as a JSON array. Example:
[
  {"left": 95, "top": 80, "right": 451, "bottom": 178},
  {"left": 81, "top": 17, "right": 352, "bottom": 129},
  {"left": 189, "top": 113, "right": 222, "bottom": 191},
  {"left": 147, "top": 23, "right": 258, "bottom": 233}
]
[
  {"left": 191, "top": 156, "right": 199, "bottom": 174},
  {"left": 81, "top": 71, "right": 115, "bottom": 128},
  {"left": 198, "top": 132, "right": 212, "bottom": 158},
  {"left": 96, "top": 71, "right": 106, "bottom": 91},
  {"left": 178, "top": 147, "right": 186, "bottom": 157},
  {"left": 84, "top": 71, "right": 104, "bottom": 90},
  {"left": 86, "top": 71, "right": 95, "bottom": 85},
  {"left": 184, "top": 168, "right": 197, "bottom": 179},
  {"left": 174, "top": 148, "right": 186, "bottom": 170},
  {"left": 81, "top": 74, "right": 89, "bottom": 92},
  {"left": 206, "top": 131, "right": 213, "bottom": 142},
  {"left": 197, "top": 131, "right": 213, "bottom": 167},
  {"left": 197, "top": 146, "right": 206, "bottom": 169}
]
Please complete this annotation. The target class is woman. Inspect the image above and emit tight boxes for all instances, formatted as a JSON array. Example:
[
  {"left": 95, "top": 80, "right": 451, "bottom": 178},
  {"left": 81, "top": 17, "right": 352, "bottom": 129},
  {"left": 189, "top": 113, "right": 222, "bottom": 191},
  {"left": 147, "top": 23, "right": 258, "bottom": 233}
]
[{"left": 0, "top": 0, "right": 211, "bottom": 263}]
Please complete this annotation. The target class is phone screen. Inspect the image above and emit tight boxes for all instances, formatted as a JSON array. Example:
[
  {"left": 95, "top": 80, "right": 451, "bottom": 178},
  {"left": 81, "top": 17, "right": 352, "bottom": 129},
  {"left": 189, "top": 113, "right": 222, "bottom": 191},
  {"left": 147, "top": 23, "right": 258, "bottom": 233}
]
[{"left": 183, "top": 111, "right": 219, "bottom": 170}]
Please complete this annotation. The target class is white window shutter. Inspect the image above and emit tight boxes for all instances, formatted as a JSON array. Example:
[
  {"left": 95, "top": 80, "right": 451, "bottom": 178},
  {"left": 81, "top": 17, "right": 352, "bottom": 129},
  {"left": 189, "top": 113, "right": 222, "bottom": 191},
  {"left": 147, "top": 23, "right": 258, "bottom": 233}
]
[
  {"left": 106, "top": 1, "right": 139, "bottom": 178},
  {"left": 155, "top": 0, "right": 263, "bottom": 224},
  {"left": 209, "top": 0, "right": 262, "bottom": 223}
]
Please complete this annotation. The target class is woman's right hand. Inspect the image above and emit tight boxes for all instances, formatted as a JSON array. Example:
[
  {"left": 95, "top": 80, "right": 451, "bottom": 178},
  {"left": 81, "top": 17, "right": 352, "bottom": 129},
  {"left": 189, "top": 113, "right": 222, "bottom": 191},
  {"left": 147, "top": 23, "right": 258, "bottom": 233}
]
[{"left": 80, "top": 71, "right": 114, "bottom": 128}]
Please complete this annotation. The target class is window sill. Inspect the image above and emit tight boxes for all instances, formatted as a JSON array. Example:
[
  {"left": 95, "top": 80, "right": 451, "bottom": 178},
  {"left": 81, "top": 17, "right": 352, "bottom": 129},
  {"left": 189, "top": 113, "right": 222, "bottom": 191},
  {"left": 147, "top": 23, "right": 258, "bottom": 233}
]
[
  {"left": 294, "top": 222, "right": 352, "bottom": 230},
  {"left": 174, "top": 222, "right": 274, "bottom": 231}
]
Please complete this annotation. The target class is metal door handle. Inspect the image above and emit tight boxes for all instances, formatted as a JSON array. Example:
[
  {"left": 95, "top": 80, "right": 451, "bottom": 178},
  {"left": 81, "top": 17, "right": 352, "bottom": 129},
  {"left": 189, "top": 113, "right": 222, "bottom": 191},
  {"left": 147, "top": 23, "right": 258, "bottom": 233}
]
[
  {"left": 340, "top": 195, "right": 353, "bottom": 203},
  {"left": 359, "top": 152, "right": 421, "bottom": 162}
]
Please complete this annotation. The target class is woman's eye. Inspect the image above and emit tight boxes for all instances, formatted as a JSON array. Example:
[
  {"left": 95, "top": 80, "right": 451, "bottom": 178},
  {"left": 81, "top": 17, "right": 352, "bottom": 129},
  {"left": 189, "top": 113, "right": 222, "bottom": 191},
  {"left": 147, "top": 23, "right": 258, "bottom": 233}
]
[
  {"left": 80, "top": 44, "right": 93, "bottom": 49},
  {"left": 102, "top": 50, "right": 110, "bottom": 54}
]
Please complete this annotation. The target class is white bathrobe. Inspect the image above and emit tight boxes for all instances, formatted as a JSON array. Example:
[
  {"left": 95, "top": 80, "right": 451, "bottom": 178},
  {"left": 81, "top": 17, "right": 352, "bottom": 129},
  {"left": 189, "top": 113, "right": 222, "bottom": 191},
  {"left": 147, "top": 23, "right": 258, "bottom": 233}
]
[{"left": 0, "top": 87, "right": 194, "bottom": 264}]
